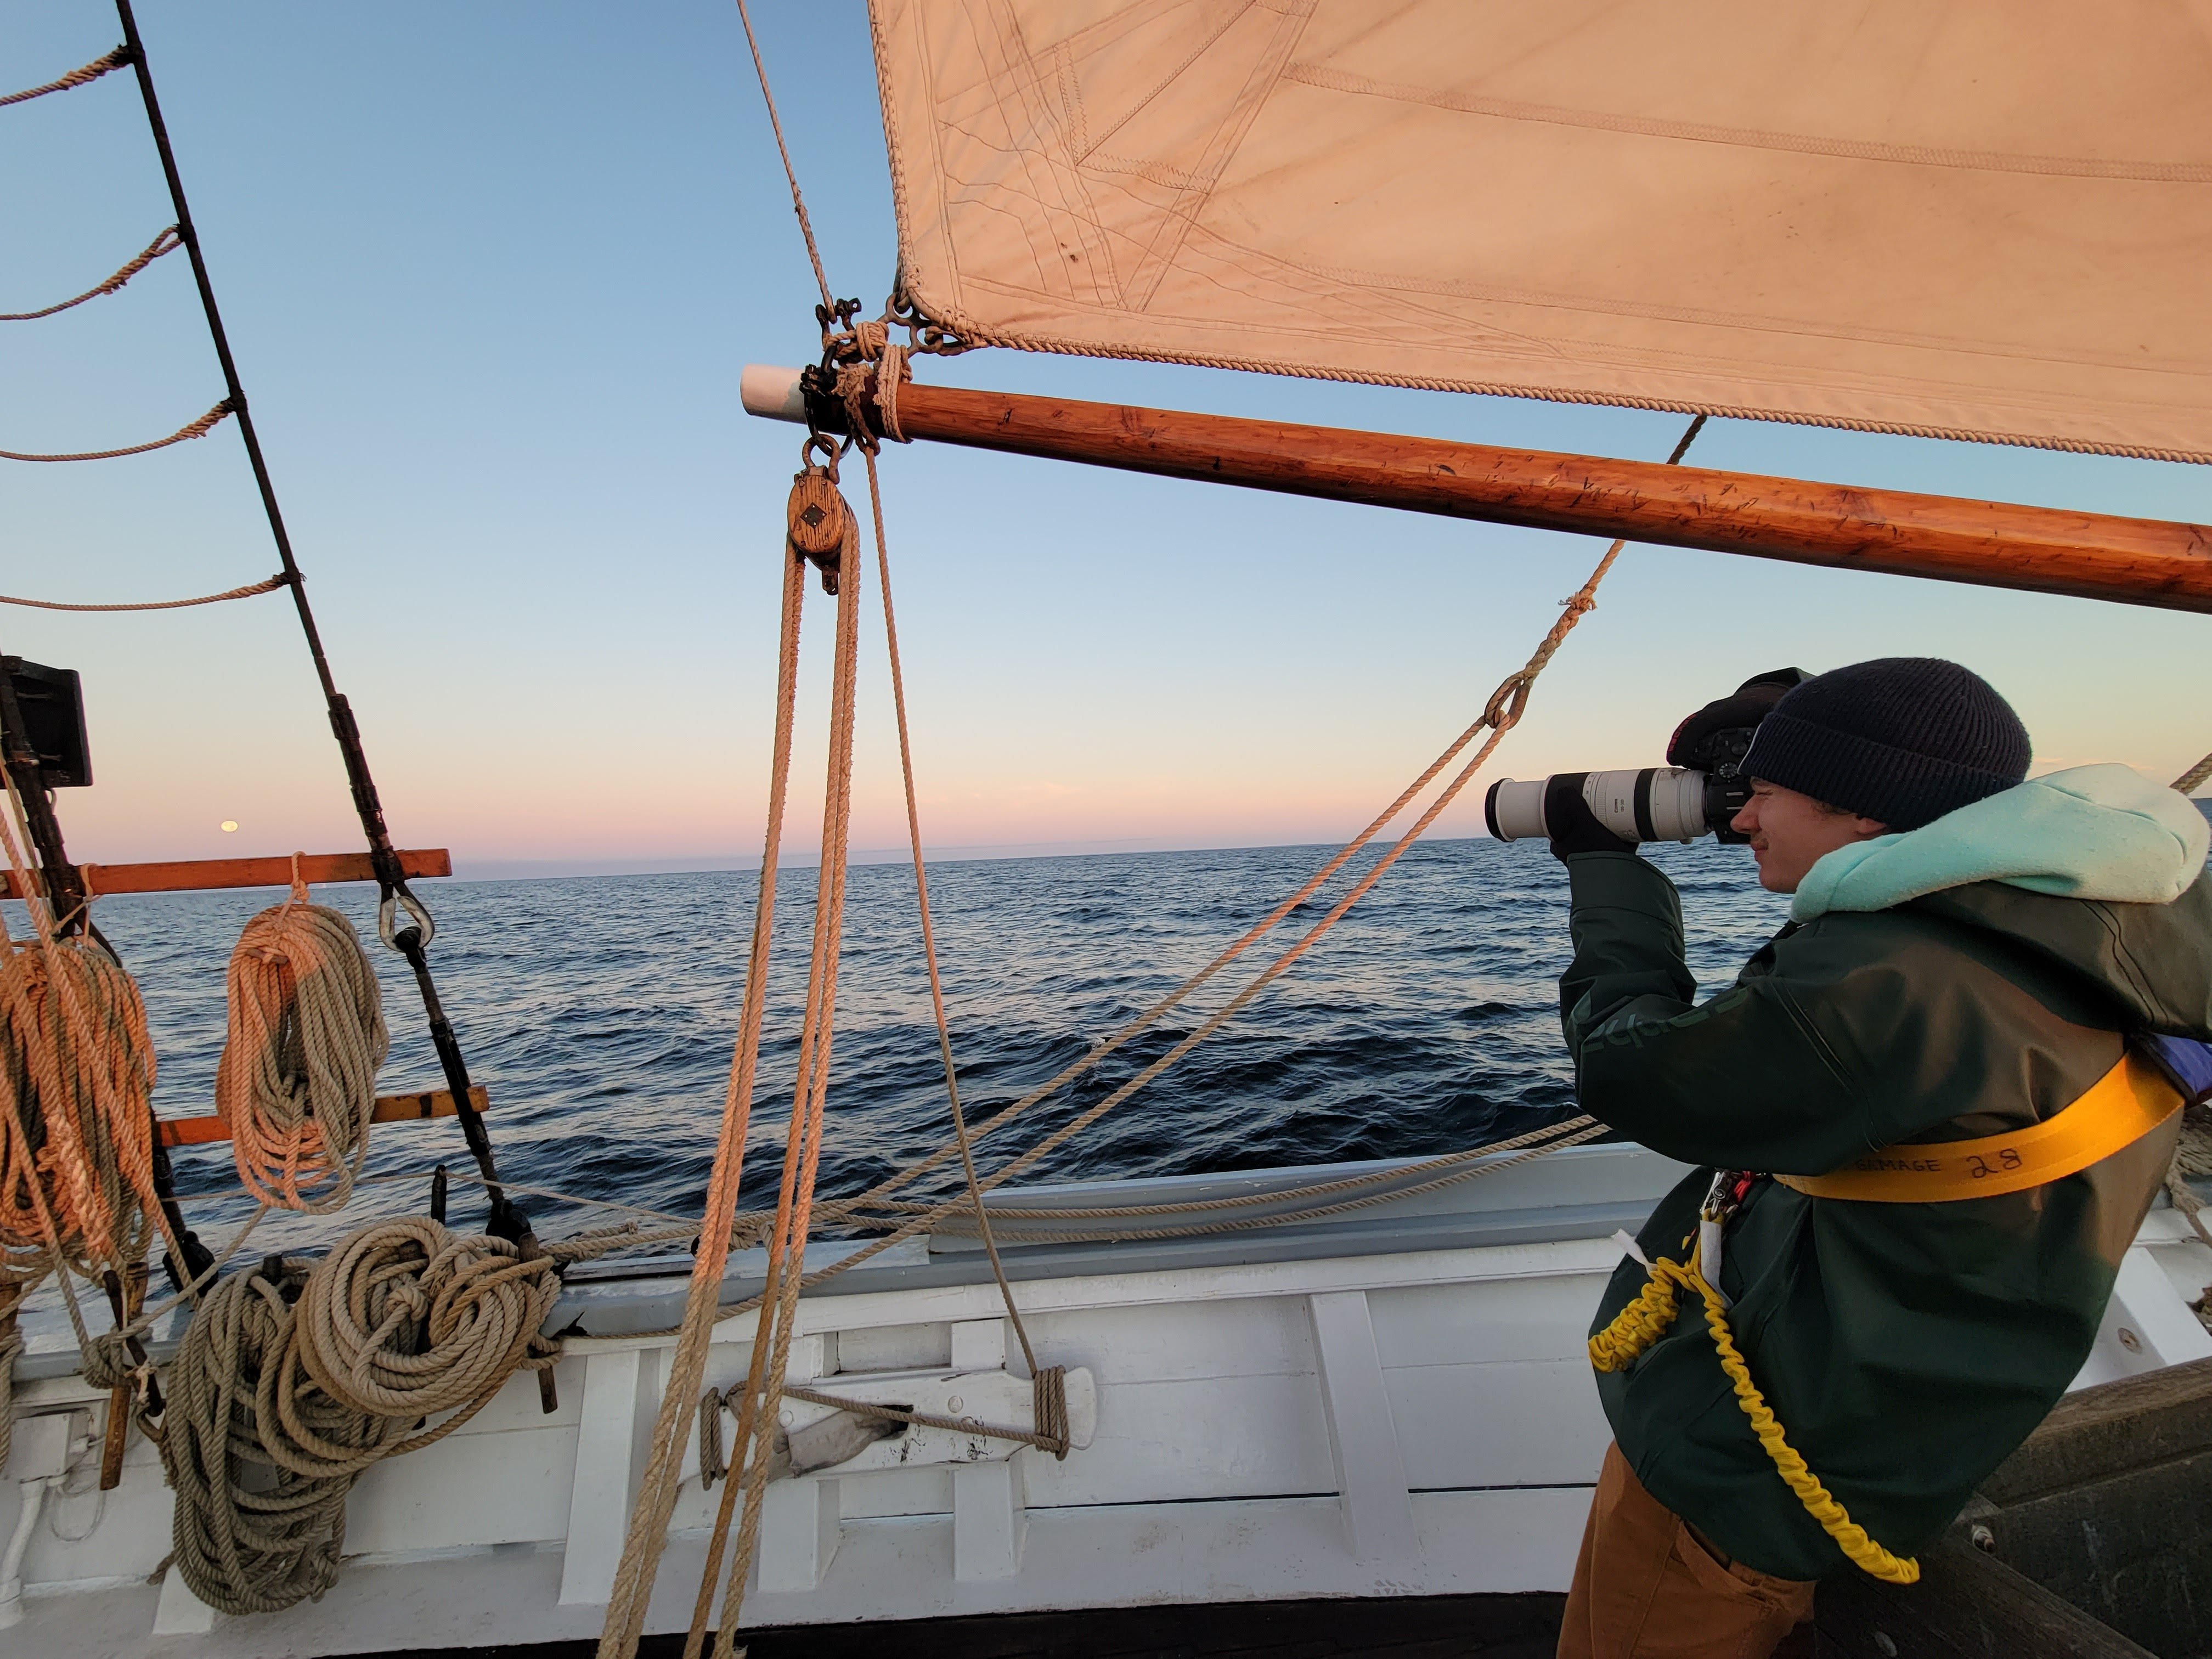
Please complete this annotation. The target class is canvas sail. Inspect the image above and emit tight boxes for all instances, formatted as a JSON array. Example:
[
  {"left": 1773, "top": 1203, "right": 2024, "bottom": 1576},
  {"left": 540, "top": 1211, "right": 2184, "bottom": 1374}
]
[{"left": 868, "top": 0, "right": 2212, "bottom": 461}]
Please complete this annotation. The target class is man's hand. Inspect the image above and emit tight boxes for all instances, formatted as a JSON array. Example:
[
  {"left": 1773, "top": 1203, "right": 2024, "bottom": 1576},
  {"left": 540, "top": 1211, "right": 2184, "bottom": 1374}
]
[{"left": 1545, "top": 772, "right": 1640, "bottom": 860}]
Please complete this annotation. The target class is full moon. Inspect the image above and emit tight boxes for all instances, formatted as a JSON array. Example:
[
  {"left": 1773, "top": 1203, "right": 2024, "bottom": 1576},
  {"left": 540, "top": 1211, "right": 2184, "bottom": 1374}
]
[{"left": 220, "top": 821, "right": 238, "bottom": 833}]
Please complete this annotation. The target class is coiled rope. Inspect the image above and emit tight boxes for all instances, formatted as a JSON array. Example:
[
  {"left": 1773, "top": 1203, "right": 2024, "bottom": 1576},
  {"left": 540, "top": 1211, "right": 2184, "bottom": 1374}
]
[
  {"left": 0, "top": 938, "right": 159, "bottom": 1276},
  {"left": 0, "top": 870, "right": 162, "bottom": 1472},
  {"left": 1588, "top": 1247, "right": 1918, "bottom": 1584},
  {"left": 0, "top": 751, "right": 174, "bottom": 1469},
  {"left": 158, "top": 1217, "right": 560, "bottom": 1615},
  {"left": 216, "top": 873, "right": 390, "bottom": 1211}
]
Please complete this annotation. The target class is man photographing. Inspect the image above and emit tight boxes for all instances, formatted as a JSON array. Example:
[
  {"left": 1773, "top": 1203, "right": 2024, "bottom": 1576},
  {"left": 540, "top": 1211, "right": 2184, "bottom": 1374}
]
[{"left": 1539, "top": 658, "right": 2212, "bottom": 1659}]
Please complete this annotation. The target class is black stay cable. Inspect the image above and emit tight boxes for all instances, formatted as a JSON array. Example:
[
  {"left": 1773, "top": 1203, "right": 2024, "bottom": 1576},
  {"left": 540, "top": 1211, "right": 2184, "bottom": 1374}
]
[{"left": 111, "top": 0, "right": 527, "bottom": 1245}]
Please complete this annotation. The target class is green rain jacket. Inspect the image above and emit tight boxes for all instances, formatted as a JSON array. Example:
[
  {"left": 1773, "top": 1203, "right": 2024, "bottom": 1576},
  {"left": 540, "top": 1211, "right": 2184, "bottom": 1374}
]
[{"left": 1564, "top": 764, "right": 2212, "bottom": 1580}]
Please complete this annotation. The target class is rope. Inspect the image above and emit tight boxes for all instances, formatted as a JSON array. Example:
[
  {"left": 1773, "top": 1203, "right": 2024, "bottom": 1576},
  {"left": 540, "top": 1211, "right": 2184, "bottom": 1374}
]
[
  {"left": 697, "top": 1387, "right": 727, "bottom": 1489},
  {"left": 0, "top": 936, "right": 159, "bottom": 1278},
  {"left": 862, "top": 441, "right": 1045, "bottom": 1378},
  {"left": 0, "top": 572, "right": 286, "bottom": 612},
  {"left": 0, "top": 773, "right": 167, "bottom": 1392},
  {"left": 2172, "top": 752, "right": 2212, "bottom": 796},
  {"left": 905, "top": 1118, "right": 1609, "bottom": 1246},
  {"left": 1588, "top": 1248, "right": 1919, "bottom": 1584},
  {"left": 0, "top": 1292, "right": 20, "bottom": 1477},
  {"left": 281, "top": 1218, "right": 560, "bottom": 1468},
  {"left": 1, "top": 225, "right": 181, "bottom": 321},
  {"left": 691, "top": 503, "right": 865, "bottom": 1659},
  {"left": 719, "top": 518, "right": 1653, "bottom": 1307},
  {"left": 0, "top": 46, "right": 130, "bottom": 109},
  {"left": 156, "top": 1218, "right": 560, "bottom": 1615},
  {"left": 159, "top": 1256, "right": 358, "bottom": 1615},
  {"left": 899, "top": 304, "right": 2212, "bottom": 467},
  {"left": 0, "top": 398, "right": 233, "bottom": 463},
  {"left": 595, "top": 6, "right": 1703, "bottom": 1620},
  {"left": 216, "top": 870, "right": 390, "bottom": 1212},
  {"left": 592, "top": 500, "right": 812, "bottom": 1659},
  {"left": 731, "top": 0, "right": 832, "bottom": 314}
]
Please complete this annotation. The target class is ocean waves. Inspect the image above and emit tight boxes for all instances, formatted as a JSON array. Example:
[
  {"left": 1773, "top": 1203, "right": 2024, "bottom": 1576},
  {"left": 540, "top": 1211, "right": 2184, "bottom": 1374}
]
[{"left": 93, "top": 836, "right": 1785, "bottom": 1248}]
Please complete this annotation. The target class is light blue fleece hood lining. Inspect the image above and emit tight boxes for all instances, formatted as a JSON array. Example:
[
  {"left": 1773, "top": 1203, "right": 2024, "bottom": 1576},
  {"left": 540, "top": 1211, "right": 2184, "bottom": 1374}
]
[{"left": 1792, "top": 764, "right": 2210, "bottom": 922}]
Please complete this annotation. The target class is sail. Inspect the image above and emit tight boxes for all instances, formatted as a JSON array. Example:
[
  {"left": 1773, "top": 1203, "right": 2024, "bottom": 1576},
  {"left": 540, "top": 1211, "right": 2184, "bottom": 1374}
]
[{"left": 870, "top": 0, "right": 2212, "bottom": 461}]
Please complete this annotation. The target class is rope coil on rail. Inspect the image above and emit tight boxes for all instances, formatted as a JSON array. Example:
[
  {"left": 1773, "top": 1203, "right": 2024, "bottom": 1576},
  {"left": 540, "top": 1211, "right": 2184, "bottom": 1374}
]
[
  {"left": 216, "top": 874, "right": 390, "bottom": 1212},
  {"left": 0, "top": 770, "right": 170, "bottom": 1471},
  {"left": 2, "top": 225, "right": 182, "bottom": 321},
  {"left": 156, "top": 1217, "right": 561, "bottom": 1614}
]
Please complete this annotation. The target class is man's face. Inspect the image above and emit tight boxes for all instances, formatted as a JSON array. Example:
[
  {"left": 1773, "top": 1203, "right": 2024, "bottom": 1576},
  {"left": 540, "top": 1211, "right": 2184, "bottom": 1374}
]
[{"left": 1731, "top": 780, "right": 1888, "bottom": 894}]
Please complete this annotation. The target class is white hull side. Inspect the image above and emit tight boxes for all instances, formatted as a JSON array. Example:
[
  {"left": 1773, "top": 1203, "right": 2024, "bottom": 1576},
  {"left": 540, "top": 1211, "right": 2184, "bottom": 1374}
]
[{"left": 7, "top": 1145, "right": 2208, "bottom": 1656}]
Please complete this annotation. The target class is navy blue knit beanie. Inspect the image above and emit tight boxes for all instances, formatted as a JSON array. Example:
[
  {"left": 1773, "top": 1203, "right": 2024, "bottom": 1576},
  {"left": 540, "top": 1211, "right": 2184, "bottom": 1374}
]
[{"left": 1739, "top": 658, "right": 2030, "bottom": 832}]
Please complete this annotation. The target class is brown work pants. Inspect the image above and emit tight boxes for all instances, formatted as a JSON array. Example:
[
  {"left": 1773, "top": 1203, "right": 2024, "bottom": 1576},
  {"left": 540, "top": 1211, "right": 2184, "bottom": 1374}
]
[{"left": 1557, "top": 1443, "right": 1817, "bottom": 1659}]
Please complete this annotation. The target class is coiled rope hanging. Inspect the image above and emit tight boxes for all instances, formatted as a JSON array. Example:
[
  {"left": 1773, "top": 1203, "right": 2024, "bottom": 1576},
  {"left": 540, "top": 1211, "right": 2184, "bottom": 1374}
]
[
  {"left": 158, "top": 1217, "right": 560, "bottom": 1615},
  {"left": 0, "top": 787, "right": 164, "bottom": 1472},
  {"left": 216, "top": 870, "right": 389, "bottom": 1212}
]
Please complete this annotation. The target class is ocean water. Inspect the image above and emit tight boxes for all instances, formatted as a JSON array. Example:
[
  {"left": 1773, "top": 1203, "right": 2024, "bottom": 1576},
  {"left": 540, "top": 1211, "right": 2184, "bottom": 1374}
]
[{"left": 77, "top": 836, "right": 1785, "bottom": 1253}]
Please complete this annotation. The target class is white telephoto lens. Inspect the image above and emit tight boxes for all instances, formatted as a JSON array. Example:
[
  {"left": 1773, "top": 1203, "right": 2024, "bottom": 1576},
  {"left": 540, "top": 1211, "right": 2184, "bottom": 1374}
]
[
  {"left": 1581, "top": 768, "right": 1712, "bottom": 843},
  {"left": 1645, "top": 768, "right": 1711, "bottom": 842},
  {"left": 1482, "top": 778, "right": 1551, "bottom": 842}
]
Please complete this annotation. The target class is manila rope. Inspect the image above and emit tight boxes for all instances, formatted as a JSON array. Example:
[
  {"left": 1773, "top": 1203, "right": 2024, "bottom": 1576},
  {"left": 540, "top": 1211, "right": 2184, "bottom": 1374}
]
[
  {"left": 0, "top": 769, "right": 170, "bottom": 1475},
  {"left": 216, "top": 864, "right": 390, "bottom": 1212},
  {"left": 156, "top": 1216, "right": 561, "bottom": 1614}
]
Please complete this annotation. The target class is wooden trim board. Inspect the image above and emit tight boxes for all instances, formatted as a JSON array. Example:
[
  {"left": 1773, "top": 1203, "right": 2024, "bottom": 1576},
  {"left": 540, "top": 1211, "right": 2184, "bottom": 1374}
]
[
  {"left": 156, "top": 1084, "right": 489, "bottom": 1148},
  {"left": 4, "top": 847, "right": 451, "bottom": 900}
]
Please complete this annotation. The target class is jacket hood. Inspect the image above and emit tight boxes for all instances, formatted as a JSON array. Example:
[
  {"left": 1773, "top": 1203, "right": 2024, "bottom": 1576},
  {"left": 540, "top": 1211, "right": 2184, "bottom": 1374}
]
[{"left": 1792, "top": 763, "right": 2209, "bottom": 922}]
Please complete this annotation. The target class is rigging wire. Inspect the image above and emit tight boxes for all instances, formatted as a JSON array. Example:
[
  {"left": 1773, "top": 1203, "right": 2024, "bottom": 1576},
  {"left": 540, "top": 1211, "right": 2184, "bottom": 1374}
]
[
  {"left": 109, "top": 0, "right": 524, "bottom": 1243},
  {"left": 731, "top": 0, "right": 834, "bottom": 313}
]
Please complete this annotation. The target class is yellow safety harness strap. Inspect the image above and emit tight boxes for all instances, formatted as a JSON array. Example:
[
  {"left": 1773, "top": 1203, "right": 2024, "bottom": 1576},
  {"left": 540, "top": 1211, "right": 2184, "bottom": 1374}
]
[{"left": 1773, "top": 1052, "right": 2181, "bottom": 1203}]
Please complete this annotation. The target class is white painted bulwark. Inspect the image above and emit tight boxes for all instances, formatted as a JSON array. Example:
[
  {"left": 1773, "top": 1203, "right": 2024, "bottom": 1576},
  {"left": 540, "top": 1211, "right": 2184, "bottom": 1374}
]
[
  {"left": 1307, "top": 1290, "right": 1419, "bottom": 1561},
  {"left": 758, "top": 1477, "right": 842, "bottom": 1592},
  {"left": 2, "top": 1147, "right": 2207, "bottom": 1657},
  {"left": 150, "top": 1568, "right": 221, "bottom": 1637},
  {"left": 557, "top": 1349, "right": 656, "bottom": 1605},
  {"left": 953, "top": 1459, "right": 1028, "bottom": 1581}
]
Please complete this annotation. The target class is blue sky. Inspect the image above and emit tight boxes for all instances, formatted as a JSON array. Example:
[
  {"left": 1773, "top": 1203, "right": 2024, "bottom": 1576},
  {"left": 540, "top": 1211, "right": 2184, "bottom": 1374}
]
[{"left": 7, "top": 2, "right": 2210, "bottom": 879}]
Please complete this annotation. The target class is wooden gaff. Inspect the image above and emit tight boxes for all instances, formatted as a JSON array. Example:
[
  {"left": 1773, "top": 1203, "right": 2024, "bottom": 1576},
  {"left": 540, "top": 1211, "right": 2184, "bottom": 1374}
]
[{"left": 740, "top": 367, "right": 2212, "bottom": 614}]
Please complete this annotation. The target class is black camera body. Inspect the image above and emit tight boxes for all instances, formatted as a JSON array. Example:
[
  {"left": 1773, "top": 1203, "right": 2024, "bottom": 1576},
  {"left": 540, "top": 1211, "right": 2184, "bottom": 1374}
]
[{"left": 1673, "top": 720, "right": 1759, "bottom": 844}]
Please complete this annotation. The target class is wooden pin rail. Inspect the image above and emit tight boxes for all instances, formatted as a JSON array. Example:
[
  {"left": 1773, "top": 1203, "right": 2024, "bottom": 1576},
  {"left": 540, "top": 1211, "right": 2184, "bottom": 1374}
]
[
  {"left": 156, "top": 1084, "right": 490, "bottom": 1148},
  {"left": 3, "top": 847, "right": 450, "bottom": 900},
  {"left": 741, "top": 367, "right": 2212, "bottom": 613}
]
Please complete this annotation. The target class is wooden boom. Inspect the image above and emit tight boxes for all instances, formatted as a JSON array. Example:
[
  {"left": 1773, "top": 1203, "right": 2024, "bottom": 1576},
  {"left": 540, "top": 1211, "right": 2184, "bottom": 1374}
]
[{"left": 741, "top": 367, "right": 2212, "bottom": 613}]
